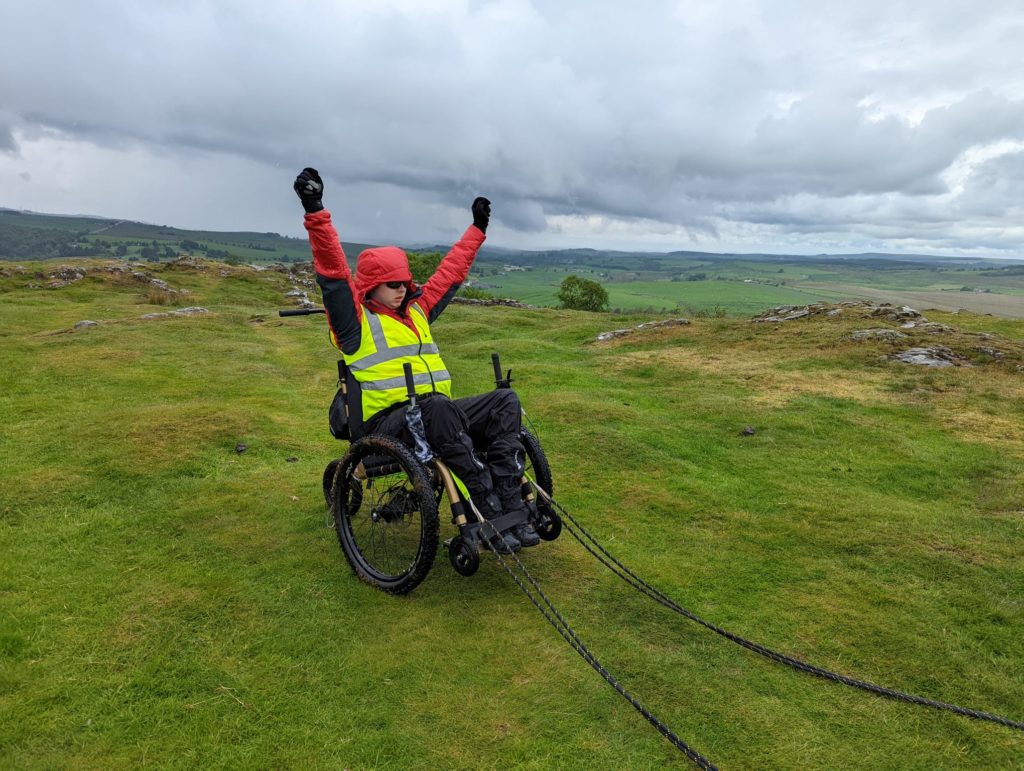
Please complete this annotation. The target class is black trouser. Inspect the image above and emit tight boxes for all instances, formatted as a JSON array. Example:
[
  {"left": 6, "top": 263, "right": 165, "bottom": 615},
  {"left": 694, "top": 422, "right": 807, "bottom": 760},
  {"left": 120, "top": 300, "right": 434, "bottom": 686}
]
[{"left": 364, "top": 389, "right": 525, "bottom": 498}]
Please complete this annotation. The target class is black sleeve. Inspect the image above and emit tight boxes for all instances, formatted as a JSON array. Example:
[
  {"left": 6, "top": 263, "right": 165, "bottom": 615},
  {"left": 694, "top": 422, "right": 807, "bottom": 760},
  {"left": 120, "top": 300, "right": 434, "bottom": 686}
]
[
  {"left": 316, "top": 274, "right": 362, "bottom": 354},
  {"left": 427, "top": 283, "right": 462, "bottom": 323}
]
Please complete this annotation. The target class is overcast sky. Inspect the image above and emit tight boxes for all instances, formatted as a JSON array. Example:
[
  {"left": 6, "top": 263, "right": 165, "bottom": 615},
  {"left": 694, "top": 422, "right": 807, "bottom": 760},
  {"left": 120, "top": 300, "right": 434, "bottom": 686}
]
[{"left": 2, "top": 0, "right": 1023, "bottom": 256}]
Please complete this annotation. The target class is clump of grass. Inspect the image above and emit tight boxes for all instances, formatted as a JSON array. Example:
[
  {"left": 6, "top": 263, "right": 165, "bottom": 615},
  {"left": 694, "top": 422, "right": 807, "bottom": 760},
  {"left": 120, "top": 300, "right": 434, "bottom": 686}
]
[{"left": 143, "top": 288, "right": 181, "bottom": 306}]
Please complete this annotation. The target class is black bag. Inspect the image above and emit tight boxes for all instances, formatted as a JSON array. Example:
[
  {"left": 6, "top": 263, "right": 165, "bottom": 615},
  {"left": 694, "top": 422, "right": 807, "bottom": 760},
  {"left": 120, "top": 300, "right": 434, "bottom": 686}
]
[{"left": 328, "top": 389, "right": 350, "bottom": 440}]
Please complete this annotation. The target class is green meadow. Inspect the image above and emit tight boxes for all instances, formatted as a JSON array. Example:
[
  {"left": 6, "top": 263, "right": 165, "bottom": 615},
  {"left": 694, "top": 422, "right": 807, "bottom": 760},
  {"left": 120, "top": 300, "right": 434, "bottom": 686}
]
[
  {"left": 1, "top": 259, "right": 1023, "bottom": 768},
  {"left": 474, "top": 257, "right": 1024, "bottom": 318}
]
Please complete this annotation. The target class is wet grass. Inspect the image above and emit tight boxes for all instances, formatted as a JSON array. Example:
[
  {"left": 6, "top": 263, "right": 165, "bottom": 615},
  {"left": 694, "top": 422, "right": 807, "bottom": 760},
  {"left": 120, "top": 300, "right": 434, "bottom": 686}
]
[{"left": 1, "top": 260, "right": 1023, "bottom": 768}]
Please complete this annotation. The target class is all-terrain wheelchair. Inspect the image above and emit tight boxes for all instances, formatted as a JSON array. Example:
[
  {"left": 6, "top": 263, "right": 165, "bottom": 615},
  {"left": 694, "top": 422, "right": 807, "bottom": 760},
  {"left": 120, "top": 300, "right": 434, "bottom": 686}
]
[{"left": 321, "top": 353, "right": 562, "bottom": 595}]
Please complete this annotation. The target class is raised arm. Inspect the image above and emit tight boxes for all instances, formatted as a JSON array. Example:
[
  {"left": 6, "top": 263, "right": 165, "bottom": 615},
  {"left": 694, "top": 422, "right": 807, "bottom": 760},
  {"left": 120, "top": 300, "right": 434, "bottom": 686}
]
[
  {"left": 294, "top": 168, "right": 362, "bottom": 354},
  {"left": 418, "top": 197, "right": 490, "bottom": 322}
]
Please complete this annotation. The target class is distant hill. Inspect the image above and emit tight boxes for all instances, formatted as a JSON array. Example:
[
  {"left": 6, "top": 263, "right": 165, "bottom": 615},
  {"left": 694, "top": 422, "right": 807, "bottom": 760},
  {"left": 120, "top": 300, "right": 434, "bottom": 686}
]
[
  {"left": 0, "top": 208, "right": 372, "bottom": 264},
  {"left": 8, "top": 207, "right": 1020, "bottom": 269}
]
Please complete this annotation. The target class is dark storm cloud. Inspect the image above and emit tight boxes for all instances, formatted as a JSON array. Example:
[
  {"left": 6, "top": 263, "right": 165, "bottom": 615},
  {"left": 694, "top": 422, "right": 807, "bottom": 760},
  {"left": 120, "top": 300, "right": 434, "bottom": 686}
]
[{"left": 1, "top": 0, "right": 1024, "bottom": 253}]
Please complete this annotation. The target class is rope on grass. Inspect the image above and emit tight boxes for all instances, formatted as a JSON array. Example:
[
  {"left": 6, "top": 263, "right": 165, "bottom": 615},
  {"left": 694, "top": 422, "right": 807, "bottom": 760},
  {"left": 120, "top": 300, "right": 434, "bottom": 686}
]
[
  {"left": 471, "top": 506, "right": 718, "bottom": 770},
  {"left": 537, "top": 488, "right": 1024, "bottom": 733}
]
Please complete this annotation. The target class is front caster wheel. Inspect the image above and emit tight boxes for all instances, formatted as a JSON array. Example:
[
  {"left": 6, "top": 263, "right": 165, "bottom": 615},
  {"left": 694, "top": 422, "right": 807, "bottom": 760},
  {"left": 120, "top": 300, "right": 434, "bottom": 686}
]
[
  {"left": 449, "top": 537, "right": 480, "bottom": 577},
  {"left": 535, "top": 510, "right": 562, "bottom": 541}
]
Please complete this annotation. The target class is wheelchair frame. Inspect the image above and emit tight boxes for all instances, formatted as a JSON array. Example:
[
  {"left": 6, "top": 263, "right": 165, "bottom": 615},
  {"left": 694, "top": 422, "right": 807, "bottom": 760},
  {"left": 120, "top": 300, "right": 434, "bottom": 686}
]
[{"left": 323, "top": 353, "right": 561, "bottom": 595}]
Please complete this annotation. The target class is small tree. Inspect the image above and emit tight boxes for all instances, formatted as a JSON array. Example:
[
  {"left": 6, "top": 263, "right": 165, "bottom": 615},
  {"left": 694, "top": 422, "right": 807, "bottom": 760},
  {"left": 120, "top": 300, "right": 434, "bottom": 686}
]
[
  {"left": 407, "top": 251, "right": 443, "bottom": 283},
  {"left": 557, "top": 274, "right": 609, "bottom": 312}
]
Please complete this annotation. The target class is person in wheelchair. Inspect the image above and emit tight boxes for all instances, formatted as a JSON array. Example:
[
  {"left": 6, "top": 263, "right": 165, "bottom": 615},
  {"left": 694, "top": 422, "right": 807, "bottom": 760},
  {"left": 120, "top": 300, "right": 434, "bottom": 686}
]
[{"left": 294, "top": 167, "right": 539, "bottom": 554}]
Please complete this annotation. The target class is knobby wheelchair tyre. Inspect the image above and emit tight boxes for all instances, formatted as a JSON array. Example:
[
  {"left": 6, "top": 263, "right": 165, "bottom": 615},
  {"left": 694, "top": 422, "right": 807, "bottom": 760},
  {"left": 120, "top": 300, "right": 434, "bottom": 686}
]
[
  {"left": 521, "top": 428, "right": 561, "bottom": 540},
  {"left": 333, "top": 435, "right": 440, "bottom": 595}
]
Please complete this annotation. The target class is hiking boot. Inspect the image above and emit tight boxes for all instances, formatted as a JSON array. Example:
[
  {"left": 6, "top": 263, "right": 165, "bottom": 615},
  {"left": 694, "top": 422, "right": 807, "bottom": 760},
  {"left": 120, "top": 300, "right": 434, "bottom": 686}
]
[
  {"left": 510, "top": 522, "right": 540, "bottom": 548},
  {"left": 483, "top": 527, "right": 522, "bottom": 555},
  {"left": 475, "top": 491, "right": 521, "bottom": 554},
  {"left": 494, "top": 477, "right": 539, "bottom": 547}
]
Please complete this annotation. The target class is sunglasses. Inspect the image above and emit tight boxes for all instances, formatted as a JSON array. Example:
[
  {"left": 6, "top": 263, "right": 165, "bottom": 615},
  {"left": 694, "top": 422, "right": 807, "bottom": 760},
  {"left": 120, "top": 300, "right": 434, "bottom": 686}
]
[{"left": 384, "top": 281, "right": 405, "bottom": 290}]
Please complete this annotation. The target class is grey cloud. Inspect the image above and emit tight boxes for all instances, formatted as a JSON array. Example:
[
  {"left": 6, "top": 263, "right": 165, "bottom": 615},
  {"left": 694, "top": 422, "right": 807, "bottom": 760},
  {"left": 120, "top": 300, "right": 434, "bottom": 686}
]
[{"left": 2, "top": 0, "right": 1024, "bottom": 254}]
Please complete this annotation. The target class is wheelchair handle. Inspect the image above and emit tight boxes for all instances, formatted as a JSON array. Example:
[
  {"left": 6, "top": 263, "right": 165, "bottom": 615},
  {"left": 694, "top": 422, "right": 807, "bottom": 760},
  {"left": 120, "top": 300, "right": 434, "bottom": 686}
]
[
  {"left": 492, "top": 352, "right": 513, "bottom": 388},
  {"left": 278, "top": 308, "right": 326, "bottom": 317},
  {"left": 403, "top": 362, "right": 417, "bottom": 404}
]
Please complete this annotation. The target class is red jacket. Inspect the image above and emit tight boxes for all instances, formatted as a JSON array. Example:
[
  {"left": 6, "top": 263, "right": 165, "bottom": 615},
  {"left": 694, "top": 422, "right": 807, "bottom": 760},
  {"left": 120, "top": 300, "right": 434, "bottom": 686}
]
[{"left": 303, "top": 209, "right": 486, "bottom": 354}]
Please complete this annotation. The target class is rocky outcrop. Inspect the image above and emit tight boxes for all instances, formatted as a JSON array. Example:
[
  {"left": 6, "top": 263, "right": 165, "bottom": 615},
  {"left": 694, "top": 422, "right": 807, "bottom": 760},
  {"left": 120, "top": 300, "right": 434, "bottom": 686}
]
[
  {"left": 848, "top": 328, "right": 909, "bottom": 342},
  {"left": 890, "top": 346, "right": 970, "bottom": 368},
  {"left": 451, "top": 297, "right": 531, "bottom": 308},
  {"left": 139, "top": 306, "right": 210, "bottom": 320},
  {"left": 47, "top": 266, "right": 86, "bottom": 288},
  {"left": 752, "top": 301, "right": 926, "bottom": 324},
  {"left": 596, "top": 318, "right": 691, "bottom": 342}
]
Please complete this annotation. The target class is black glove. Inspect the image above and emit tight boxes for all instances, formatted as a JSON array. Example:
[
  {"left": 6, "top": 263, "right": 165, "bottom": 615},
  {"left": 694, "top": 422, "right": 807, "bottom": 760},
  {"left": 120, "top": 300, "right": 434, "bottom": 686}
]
[
  {"left": 472, "top": 196, "right": 491, "bottom": 233},
  {"left": 294, "top": 167, "right": 324, "bottom": 213}
]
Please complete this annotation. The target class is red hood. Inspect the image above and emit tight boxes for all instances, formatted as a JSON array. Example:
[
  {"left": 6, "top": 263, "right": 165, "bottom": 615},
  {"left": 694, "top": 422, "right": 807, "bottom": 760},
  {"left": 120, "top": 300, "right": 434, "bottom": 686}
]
[{"left": 354, "top": 246, "right": 417, "bottom": 300}]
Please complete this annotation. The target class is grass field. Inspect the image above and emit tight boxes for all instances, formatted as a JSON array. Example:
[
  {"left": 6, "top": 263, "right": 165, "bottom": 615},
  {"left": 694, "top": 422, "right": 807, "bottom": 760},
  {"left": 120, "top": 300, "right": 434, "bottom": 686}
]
[
  {"left": 2, "top": 259, "right": 1023, "bottom": 768},
  {"left": 474, "top": 258, "right": 1024, "bottom": 318}
]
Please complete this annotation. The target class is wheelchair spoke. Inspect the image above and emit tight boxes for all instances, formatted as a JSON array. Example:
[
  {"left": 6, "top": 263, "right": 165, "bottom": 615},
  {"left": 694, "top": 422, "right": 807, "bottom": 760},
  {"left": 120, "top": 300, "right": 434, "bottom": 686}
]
[
  {"left": 334, "top": 434, "right": 440, "bottom": 595},
  {"left": 344, "top": 472, "right": 423, "bottom": 578}
]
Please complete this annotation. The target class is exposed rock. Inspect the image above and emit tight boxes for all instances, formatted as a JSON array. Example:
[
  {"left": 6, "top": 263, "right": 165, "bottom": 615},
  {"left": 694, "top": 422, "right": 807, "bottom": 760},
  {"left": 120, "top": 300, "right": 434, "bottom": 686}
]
[
  {"left": 452, "top": 297, "right": 531, "bottom": 308},
  {"left": 286, "top": 456, "right": 299, "bottom": 463},
  {"left": 169, "top": 255, "right": 208, "bottom": 271},
  {"left": 235, "top": 443, "right": 248, "bottom": 454},
  {"left": 596, "top": 318, "right": 691, "bottom": 341},
  {"left": 849, "top": 328, "right": 908, "bottom": 342},
  {"left": 740, "top": 426, "right": 757, "bottom": 436},
  {"left": 973, "top": 347, "right": 1004, "bottom": 360},
  {"left": 47, "top": 266, "right": 86, "bottom": 288},
  {"left": 890, "top": 346, "right": 970, "bottom": 368},
  {"left": 139, "top": 306, "right": 209, "bottom": 320},
  {"left": 753, "top": 300, "right": 872, "bottom": 323},
  {"left": 872, "top": 304, "right": 923, "bottom": 322},
  {"left": 753, "top": 301, "right": 930, "bottom": 326},
  {"left": 73, "top": 320, "right": 99, "bottom": 329}
]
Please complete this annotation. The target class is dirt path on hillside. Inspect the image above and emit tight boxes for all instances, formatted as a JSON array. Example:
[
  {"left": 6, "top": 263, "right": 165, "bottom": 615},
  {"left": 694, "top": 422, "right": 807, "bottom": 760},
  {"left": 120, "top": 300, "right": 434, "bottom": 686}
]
[{"left": 801, "top": 282, "right": 1024, "bottom": 319}]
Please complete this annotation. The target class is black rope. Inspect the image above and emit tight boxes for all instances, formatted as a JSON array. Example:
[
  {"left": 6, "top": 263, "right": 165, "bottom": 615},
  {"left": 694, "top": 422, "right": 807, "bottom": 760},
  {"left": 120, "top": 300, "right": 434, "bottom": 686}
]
[
  {"left": 478, "top": 518, "right": 718, "bottom": 770},
  {"left": 541, "top": 492, "right": 1024, "bottom": 733}
]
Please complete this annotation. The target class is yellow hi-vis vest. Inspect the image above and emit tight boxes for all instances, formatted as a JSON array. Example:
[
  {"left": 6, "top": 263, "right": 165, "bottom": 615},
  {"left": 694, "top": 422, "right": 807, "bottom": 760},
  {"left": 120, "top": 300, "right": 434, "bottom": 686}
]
[{"left": 345, "top": 302, "right": 452, "bottom": 421}]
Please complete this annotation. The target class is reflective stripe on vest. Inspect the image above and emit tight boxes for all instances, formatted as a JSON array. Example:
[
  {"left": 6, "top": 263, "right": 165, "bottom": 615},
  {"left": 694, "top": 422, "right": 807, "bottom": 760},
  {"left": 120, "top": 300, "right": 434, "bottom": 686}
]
[{"left": 345, "top": 302, "right": 452, "bottom": 420}]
